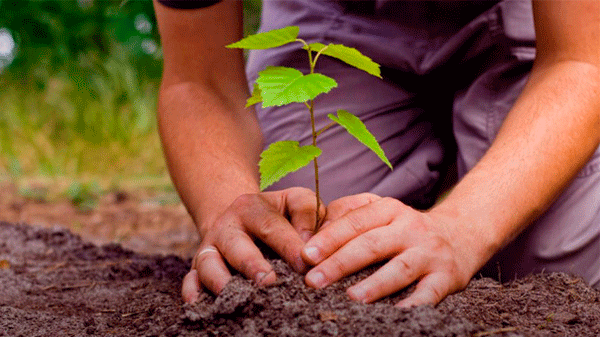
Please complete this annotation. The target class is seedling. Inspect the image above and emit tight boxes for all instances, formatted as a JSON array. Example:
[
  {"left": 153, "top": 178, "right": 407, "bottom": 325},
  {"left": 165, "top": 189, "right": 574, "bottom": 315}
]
[{"left": 228, "top": 26, "right": 392, "bottom": 227}]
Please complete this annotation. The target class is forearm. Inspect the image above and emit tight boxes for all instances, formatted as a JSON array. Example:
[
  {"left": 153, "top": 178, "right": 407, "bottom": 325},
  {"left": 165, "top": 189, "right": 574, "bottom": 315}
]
[
  {"left": 433, "top": 60, "right": 600, "bottom": 271},
  {"left": 153, "top": 0, "right": 263, "bottom": 234},
  {"left": 158, "top": 81, "right": 263, "bottom": 234}
]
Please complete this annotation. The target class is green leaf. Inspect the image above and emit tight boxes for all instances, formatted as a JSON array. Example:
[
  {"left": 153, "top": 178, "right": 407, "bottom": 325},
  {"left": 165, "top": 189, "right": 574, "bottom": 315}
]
[
  {"left": 246, "top": 83, "right": 262, "bottom": 108},
  {"left": 256, "top": 66, "right": 337, "bottom": 107},
  {"left": 259, "top": 141, "right": 322, "bottom": 190},
  {"left": 328, "top": 110, "right": 392, "bottom": 169},
  {"left": 226, "top": 26, "right": 299, "bottom": 49},
  {"left": 306, "top": 43, "right": 381, "bottom": 78}
]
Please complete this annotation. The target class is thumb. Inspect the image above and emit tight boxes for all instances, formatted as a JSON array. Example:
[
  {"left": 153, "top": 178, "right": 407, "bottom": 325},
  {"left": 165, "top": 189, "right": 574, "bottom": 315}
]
[
  {"left": 323, "top": 193, "right": 381, "bottom": 229},
  {"left": 263, "top": 187, "right": 326, "bottom": 241}
]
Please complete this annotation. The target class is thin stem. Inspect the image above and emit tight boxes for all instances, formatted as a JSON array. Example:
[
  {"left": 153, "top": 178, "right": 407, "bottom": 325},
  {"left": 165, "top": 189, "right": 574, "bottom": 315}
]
[
  {"left": 296, "top": 38, "right": 313, "bottom": 67},
  {"left": 308, "top": 99, "right": 321, "bottom": 228},
  {"left": 300, "top": 38, "right": 327, "bottom": 228},
  {"left": 315, "top": 121, "right": 336, "bottom": 138},
  {"left": 312, "top": 44, "right": 330, "bottom": 70},
  {"left": 295, "top": 38, "right": 309, "bottom": 47}
]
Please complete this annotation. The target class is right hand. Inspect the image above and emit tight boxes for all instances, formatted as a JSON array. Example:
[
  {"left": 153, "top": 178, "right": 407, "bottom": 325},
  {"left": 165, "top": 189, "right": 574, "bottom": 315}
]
[{"left": 181, "top": 187, "right": 325, "bottom": 303}]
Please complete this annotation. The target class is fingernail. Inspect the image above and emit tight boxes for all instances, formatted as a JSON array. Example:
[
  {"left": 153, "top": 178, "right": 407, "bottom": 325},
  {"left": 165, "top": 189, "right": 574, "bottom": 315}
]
[
  {"left": 347, "top": 285, "right": 367, "bottom": 303},
  {"left": 306, "top": 270, "right": 326, "bottom": 288},
  {"left": 303, "top": 246, "right": 321, "bottom": 264},
  {"left": 255, "top": 270, "right": 275, "bottom": 285},
  {"left": 255, "top": 272, "right": 266, "bottom": 283}
]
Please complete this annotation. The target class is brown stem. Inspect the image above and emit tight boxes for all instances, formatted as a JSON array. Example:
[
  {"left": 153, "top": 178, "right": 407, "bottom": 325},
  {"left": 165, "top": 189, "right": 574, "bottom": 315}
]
[
  {"left": 315, "top": 121, "right": 336, "bottom": 138},
  {"left": 309, "top": 99, "right": 321, "bottom": 228},
  {"left": 305, "top": 44, "right": 325, "bottom": 229}
]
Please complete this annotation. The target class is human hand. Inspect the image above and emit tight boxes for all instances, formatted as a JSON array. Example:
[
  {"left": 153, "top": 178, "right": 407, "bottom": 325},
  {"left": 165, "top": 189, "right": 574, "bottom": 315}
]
[
  {"left": 301, "top": 193, "right": 482, "bottom": 308},
  {"left": 182, "top": 187, "right": 325, "bottom": 303}
]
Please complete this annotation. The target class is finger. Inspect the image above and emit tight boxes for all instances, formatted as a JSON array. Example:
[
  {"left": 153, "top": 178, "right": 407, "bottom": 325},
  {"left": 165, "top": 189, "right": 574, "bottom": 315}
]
[
  {"left": 303, "top": 197, "right": 406, "bottom": 265},
  {"left": 233, "top": 194, "right": 308, "bottom": 272},
  {"left": 346, "top": 248, "right": 426, "bottom": 303},
  {"left": 276, "top": 187, "right": 326, "bottom": 242},
  {"left": 396, "top": 272, "right": 460, "bottom": 308},
  {"left": 181, "top": 269, "right": 201, "bottom": 303},
  {"left": 194, "top": 245, "right": 234, "bottom": 294},
  {"left": 304, "top": 225, "right": 398, "bottom": 289},
  {"left": 324, "top": 193, "right": 381, "bottom": 225},
  {"left": 214, "top": 227, "right": 277, "bottom": 285}
]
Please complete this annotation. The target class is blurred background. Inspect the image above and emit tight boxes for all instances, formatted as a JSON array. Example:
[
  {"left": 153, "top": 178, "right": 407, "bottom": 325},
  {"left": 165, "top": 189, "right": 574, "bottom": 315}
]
[{"left": 0, "top": 0, "right": 261, "bottom": 257}]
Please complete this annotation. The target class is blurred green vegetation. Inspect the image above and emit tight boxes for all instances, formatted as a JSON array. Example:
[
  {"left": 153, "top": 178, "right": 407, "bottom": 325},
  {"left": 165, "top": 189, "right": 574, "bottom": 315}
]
[{"left": 0, "top": 0, "right": 261, "bottom": 193}]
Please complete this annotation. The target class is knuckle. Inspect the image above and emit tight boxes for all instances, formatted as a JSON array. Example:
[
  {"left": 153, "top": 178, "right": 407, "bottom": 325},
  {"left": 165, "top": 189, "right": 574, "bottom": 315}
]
[
  {"left": 254, "top": 215, "right": 281, "bottom": 241},
  {"left": 381, "top": 197, "right": 401, "bottom": 207},
  {"left": 286, "top": 186, "right": 313, "bottom": 196},
  {"left": 428, "top": 234, "right": 448, "bottom": 252},
  {"left": 291, "top": 201, "right": 316, "bottom": 216},
  {"left": 345, "top": 212, "right": 367, "bottom": 236},
  {"left": 315, "top": 229, "right": 337, "bottom": 252},
  {"left": 231, "top": 193, "right": 258, "bottom": 211},
  {"left": 362, "top": 232, "right": 386, "bottom": 258},
  {"left": 395, "top": 257, "right": 417, "bottom": 280},
  {"left": 426, "top": 284, "right": 444, "bottom": 304},
  {"left": 407, "top": 217, "right": 432, "bottom": 235},
  {"left": 358, "top": 193, "right": 381, "bottom": 203},
  {"left": 381, "top": 197, "right": 404, "bottom": 216},
  {"left": 327, "top": 255, "right": 348, "bottom": 276}
]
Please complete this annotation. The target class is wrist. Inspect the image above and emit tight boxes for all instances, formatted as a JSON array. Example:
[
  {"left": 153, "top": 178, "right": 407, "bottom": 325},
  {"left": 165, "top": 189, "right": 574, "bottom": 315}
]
[{"left": 427, "top": 200, "right": 504, "bottom": 275}]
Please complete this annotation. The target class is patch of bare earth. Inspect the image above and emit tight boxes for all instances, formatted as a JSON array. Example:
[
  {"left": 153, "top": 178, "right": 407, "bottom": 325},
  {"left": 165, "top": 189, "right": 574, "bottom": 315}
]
[
  {"left": 1, "top": 182, "right": 599, "bottom": 336},
  {"left": 0, "top": 181, "right": 198, "bottom": 257}
]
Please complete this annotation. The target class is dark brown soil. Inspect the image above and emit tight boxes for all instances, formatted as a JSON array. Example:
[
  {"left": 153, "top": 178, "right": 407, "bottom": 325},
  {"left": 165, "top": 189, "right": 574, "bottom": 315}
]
[{"left": 1, "top": 222, "right": 599, "bottom": 337}]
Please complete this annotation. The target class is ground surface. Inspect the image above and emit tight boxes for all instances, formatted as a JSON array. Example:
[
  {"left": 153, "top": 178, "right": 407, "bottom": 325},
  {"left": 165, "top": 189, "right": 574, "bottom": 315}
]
[
  {"left": 0, "top": 181, "right": 198, "bottom": 257},
  {"left": 1, "top": 182, "right": 600, "bottom": 336}
]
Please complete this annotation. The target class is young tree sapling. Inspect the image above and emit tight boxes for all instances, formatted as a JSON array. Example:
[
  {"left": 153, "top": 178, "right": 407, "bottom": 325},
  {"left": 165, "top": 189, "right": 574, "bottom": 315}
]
[{"left": 227, "top": 26, "right": 392, "bottom": 227}]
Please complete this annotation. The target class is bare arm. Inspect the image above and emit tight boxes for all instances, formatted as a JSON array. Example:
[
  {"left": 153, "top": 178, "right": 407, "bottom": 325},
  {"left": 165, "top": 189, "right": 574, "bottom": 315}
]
[
  {"left": 301, "top": 0, "right": 600, "bottom": 307},
  {"left": 154, "top": 1, "right": 323, "bottom": 301},
  {"left": 155, "top": 1, "right": 261, "bottom": 229},
  {"left": 434, "top": 0, "right": 600, "bottom": 273}
]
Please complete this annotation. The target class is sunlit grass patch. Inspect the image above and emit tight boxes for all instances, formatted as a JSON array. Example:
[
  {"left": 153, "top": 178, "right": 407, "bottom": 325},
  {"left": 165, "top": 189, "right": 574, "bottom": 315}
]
[
  {"left": 0, "top": 66, "right": 166, "bottom": 179},
  {"left": 0, "top": 0, "right": 263, "bottom": 199}
]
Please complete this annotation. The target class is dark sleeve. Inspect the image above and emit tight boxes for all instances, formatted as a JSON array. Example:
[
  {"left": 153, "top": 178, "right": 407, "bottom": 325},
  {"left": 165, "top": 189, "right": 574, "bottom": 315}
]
[{"left": 156, "top": 0, "right": 221, "bottom": 10}]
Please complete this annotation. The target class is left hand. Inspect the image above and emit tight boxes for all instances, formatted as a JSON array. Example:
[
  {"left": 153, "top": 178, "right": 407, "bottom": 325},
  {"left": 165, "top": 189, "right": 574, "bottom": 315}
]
[{"left": 301, "top": 193, "right": 483, "bottom": 307}]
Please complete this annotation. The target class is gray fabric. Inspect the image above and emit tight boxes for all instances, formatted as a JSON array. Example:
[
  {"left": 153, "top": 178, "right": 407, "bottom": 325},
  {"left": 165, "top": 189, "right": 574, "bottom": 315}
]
[{"left": 245, "top": 0, "right": 600, "bottom": 288}]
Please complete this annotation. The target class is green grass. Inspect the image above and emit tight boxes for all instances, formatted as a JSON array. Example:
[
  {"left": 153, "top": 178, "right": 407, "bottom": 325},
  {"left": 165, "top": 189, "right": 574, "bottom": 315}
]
[
  {"left": 0, "top": 55, "right": 167, "bottom": 184},
  {"left": 0, "top": 0, "right": 262, "bottom": 199}
]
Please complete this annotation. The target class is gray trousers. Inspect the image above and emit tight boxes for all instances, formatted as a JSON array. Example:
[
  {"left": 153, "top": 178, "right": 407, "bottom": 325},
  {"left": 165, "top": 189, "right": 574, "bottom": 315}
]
[{"left": 246, "top": 0, "right": 600, "bottom": 287}]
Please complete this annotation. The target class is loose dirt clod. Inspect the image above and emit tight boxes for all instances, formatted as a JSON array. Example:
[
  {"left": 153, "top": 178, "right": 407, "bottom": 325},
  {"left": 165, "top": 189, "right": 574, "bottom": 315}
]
[{"left": 1, "top": 222, "right": 599, "bottom": 336}]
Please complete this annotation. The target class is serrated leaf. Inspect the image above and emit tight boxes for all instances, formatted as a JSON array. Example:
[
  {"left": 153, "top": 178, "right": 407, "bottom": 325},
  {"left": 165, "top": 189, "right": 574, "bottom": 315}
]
[
  {"left": 259, "top": 141, "right": 322, "bottom": 190},
  {"left": 246, "top": 83, "right": 262, "bottom": 108},
  {"left": 328, "top": 110, "right": 392, "bottom": 169},
  {"left": 306, "top": 43, "right": 381, "bottom": 78},
  {"left": 256, "top": 66, "right": 337, "bottom": 107},
  {"left": 226, "top": 26, "right": 299, "bottom": 49}
]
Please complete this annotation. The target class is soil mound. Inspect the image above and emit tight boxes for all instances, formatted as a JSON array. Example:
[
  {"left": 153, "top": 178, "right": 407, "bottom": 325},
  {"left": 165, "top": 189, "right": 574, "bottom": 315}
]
[{"left": 1, "top": 222, "right": 599, "bottom": 336}]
